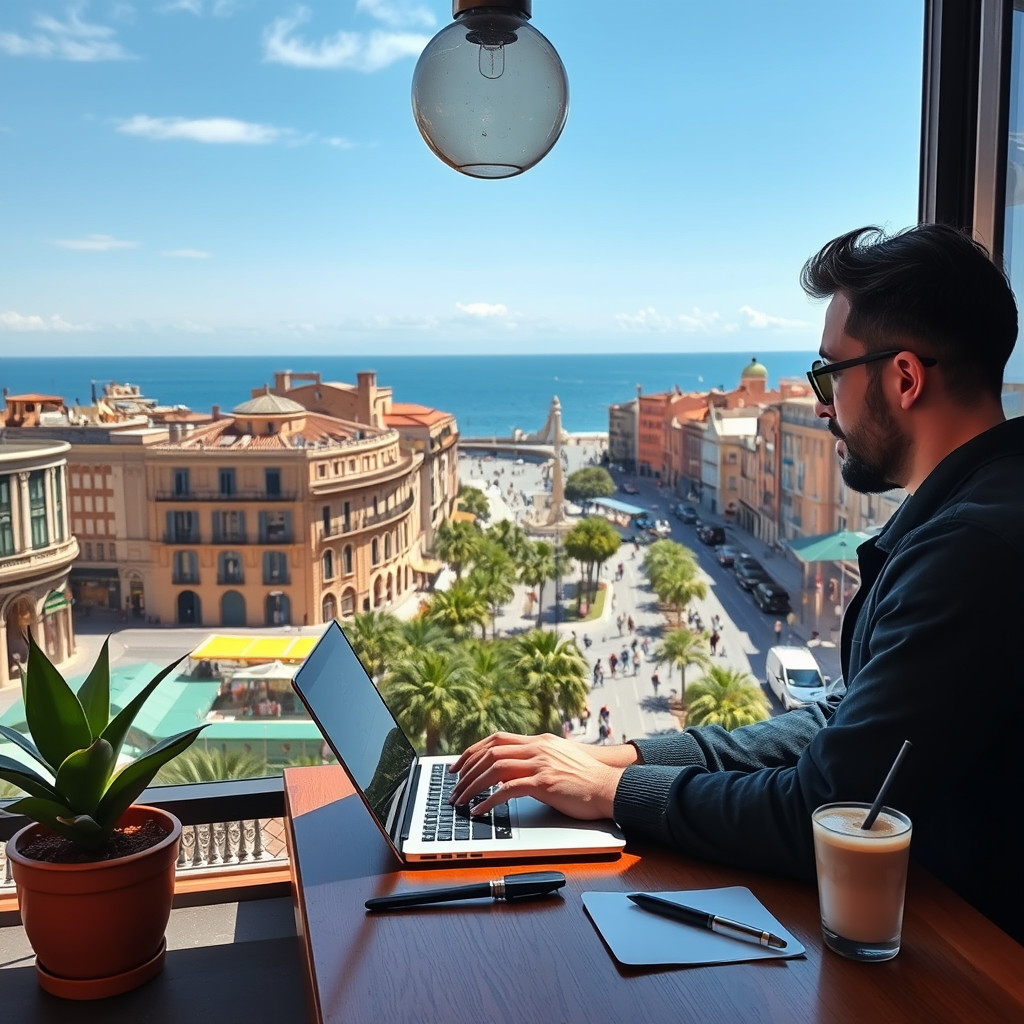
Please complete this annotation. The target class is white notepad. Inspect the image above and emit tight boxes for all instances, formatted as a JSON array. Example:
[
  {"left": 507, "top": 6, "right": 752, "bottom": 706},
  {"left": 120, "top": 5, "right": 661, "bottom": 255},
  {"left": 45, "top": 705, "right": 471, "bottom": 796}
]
[{"left": 582, "top": 886, "right": 805, "bottom": 966}]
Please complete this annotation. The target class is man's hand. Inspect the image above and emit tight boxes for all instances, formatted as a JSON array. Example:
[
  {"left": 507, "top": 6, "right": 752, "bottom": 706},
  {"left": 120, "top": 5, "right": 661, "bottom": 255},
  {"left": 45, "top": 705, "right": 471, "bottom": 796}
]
[{"left": 447, "top": 732, "right": 638, "bottom": 821}]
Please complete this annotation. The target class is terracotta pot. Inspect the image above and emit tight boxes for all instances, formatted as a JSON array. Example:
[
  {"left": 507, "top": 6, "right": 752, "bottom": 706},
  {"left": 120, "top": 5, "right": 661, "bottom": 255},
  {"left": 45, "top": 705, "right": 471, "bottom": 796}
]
[{"left": 7, "top": 804, "right": 181, "bottom": 1000}]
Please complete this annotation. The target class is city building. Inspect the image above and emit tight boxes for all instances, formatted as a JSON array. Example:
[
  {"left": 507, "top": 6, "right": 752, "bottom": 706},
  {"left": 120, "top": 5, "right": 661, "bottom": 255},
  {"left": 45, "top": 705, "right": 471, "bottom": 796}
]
[{"left": 0, "top": 438, "right": 77, "bottom": 689}]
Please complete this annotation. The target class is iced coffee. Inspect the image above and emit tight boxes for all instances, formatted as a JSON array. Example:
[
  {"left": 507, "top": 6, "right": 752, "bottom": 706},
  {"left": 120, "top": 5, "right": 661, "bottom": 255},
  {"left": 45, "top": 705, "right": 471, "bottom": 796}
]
[{"left": 812, "top": 802, "right": 912, "bottom": 962}]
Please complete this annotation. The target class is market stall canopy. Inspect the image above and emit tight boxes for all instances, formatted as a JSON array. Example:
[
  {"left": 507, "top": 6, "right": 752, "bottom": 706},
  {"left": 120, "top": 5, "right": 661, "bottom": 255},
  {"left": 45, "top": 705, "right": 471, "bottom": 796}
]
[
  {"left": 590, "top": 497, "right": 648, "bottom": 516},
  {"left": 189, "top": 634, "right": 320, "bottom": 664},
  {"left": 230, "top": 660, "right": 298, "bottom": 683},
  {"left": 787, "top": 529, "right": 876, "bottom": 563}
]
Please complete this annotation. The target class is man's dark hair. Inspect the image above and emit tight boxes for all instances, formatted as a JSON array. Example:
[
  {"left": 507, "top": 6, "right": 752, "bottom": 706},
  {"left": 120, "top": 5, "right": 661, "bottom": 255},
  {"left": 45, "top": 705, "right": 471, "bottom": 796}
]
[{"left": 800, "top": 223, "right": 1018, "bottom": 401}]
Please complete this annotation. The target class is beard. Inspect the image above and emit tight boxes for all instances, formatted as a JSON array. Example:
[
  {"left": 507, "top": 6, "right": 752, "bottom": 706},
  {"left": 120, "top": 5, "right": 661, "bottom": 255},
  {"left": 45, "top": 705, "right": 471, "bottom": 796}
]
[{"left": 830, "top": 376, "right": 909, "bottom": 493}]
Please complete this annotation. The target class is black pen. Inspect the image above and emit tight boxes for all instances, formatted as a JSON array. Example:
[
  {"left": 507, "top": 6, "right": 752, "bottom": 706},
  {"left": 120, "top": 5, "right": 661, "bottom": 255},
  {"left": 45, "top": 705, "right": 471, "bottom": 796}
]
[
  {"left": 365, "top": 871, "right": 566, "bottom": 911},
  {"left": 627, "top": 892, "right": 788, "bottom": 950}
]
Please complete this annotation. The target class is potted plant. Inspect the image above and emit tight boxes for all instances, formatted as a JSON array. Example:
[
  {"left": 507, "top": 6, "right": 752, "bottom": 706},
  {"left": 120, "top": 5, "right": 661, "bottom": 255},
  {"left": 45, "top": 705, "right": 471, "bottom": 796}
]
[{"left": 0, "top": 635, "right": 206, "bottom": 999}]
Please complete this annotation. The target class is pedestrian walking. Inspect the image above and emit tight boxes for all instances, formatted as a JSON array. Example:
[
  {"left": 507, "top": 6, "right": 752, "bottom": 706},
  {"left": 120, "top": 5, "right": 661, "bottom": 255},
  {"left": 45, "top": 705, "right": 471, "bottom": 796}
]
[
  {"left": 621, "top": 647, "right": 630, "bottom": 673},
  {"left": 609, "top": 652, "right": 618, "bottom": 676},
  {"left": 627, "top": 615, "right": 635, "bottom": 634},
  {"left": 616, "top": 613, "right": 625, "bottom": 635},
  {"left": 651, "top": 671, "right": 660, "bottom": 695},
  {"left": 710, "top": 629, "right": 720, "bottom": 655},
  {"left": 632, "top": 650, "right": 641, "bottom": 674},
  {"left": 774, "top": 619, "right": 783, "bottom": 643},
  {"left": 579, "top": 706, "right": 591, "bottom": 734},
  {"left": 641, "top": 636, "right": 650, "bottom": 656}
]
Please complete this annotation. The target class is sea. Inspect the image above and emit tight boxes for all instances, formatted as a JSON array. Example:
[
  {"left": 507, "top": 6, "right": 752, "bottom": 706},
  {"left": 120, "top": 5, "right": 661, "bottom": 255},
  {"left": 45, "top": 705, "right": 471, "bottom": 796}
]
[{"left": 0, "top": 352, "right": 813, "bottom": 439}]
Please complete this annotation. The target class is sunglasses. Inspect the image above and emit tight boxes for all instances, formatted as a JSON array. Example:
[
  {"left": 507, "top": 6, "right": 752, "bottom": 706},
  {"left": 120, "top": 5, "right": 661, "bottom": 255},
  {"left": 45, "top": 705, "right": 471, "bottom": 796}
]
[{"left": 806, "top": 349, "right": 938, "bottom": 405}]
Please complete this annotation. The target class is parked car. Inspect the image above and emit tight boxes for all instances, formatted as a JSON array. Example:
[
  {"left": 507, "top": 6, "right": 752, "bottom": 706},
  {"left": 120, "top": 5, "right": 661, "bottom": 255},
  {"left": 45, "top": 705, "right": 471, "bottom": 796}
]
[
  {"left": 697, "top": 524, "right": 726, "bottom": 546},
  {"left": 620, "top": 481, "right": 639, "bottom": 494},
  {"left": 715, "top": 544, "right": 742, "bottom": 567},
  {"left": 678, "top": 506, "right": 700, "bottom": 525},
  {"left": 633, "top": 514, "right": 654, "bottom": 530},
  {"left": 752, "top": 580, "right": 792, "bottom": 614},
  {"left": 734, "top": 556, "right": 771, "bottom": 591},
  {"left": 654, "top": 519, "right": 672, "bottom": 536},
  {"left": 766, "top": 646, "right": 830, "bottom": 710}
]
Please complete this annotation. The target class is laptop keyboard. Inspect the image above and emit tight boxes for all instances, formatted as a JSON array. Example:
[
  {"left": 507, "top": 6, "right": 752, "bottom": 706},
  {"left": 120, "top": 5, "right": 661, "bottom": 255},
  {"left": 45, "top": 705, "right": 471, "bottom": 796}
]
[{"left": 421, "top": 763, "right": 513, "bottom": 842}]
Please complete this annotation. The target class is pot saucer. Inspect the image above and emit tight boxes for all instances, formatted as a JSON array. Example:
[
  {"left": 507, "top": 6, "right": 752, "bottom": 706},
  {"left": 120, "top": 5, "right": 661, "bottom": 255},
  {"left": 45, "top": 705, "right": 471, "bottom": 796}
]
[{"left": 35, "top": 938, "right": 166, "bottom": 1000}]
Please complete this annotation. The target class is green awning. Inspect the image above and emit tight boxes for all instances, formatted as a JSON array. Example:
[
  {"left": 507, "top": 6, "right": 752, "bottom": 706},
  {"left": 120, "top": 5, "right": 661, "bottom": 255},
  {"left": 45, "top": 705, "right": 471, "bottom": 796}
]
[{"left": 787, "top": 529, "right": 875, "bottom": 563}]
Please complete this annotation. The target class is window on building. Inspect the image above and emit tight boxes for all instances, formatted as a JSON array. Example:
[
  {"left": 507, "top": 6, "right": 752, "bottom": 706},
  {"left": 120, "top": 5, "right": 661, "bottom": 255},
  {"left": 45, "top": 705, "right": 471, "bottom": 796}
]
[
  {"left": 259, "top": 510, "right": 291, "bottom": 544},
  {"left": 214, "top": 509, "right": 246, "bottom": 544},
  {"left": 322, "top": 549, "right": 334, "bottom": 579},
  {"left": 371, "top": 538, "right": 380, "bottom": 565},
  {"left": 174, "top": 468, "right": 190, "bottom": 496},
  {"left": 343, "top": 501, "right": 351, "bottom": 532},
  {"left": 265, "top": 468, "right": 281, "bottom": 497},
  {"left": 28, "top": 470, "right": 48, "bottom": 549},
  {"left": 384, "top": 534, "right": 391, "bottom": 560},
  {"left": 218, "top": 550, "right": 244, "bottom": 584},
  {"left": 109, "top": 541, "right": 116, "bottom": 560},
  {"left": 97, "top": 542, "right": 105, "bottom": 560},
  {"left": 173, "top": 550, "right": 200, "bottom": 584},
  {"left": 166, "top": 510, "right": 199, "bottom": 543},
  {"left": 84, "top": 541, "right": 93, "bottom": 560},
  {"left": 263, "top": 551, "right": 289, "bottom": 584},
  {"left": 219, "top": 468, "right": 236, "bottom": 496},
  {"left": 52, "top": 465, "right": 65, "bottom": 542},
  {"left": 0, "top": 476, "right": 13, "bottom": 556},
  {"left": 343, "top": 545, "right": 353, "bottom": 575}
]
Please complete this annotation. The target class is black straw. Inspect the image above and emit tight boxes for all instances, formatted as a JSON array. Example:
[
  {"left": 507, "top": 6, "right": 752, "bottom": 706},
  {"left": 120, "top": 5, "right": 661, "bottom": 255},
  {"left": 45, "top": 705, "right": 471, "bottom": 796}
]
[{"left": 861, "top": 740, "right": 912, "bottom": 830}]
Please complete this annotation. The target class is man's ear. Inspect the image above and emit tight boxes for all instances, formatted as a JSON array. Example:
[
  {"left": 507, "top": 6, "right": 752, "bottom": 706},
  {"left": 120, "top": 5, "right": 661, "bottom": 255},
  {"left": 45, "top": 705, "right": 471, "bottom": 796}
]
[{"left": 892, "top": 351, "right": 929, "bottom": 409}]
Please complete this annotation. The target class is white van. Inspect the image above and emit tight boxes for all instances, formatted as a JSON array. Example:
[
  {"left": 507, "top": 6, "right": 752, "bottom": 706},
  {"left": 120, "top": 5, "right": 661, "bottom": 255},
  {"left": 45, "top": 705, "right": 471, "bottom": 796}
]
[{"left": 765, "top": 646, "right": 829, "bottom": 710}]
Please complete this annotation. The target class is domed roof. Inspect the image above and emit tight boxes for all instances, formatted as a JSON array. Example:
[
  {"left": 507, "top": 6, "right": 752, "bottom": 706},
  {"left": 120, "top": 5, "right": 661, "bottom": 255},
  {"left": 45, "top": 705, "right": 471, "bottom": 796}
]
[
  {"left": 741, "top": 357, "right": 768, "bottom": 380},
  {"left": 232, "top": 388, "right": 305, "bottom": 416}
]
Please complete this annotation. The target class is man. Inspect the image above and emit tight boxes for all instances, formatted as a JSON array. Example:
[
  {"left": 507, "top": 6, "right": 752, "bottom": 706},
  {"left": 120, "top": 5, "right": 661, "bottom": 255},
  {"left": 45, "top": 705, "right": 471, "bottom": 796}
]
[{"left": 451, "top": 224, "right": 1024, "bottom": 943}]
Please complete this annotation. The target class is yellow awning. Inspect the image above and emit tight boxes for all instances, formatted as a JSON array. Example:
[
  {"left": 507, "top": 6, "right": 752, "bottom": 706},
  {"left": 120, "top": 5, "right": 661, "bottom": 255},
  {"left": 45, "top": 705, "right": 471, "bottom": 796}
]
[
  {"left": 410, "top": 554, "right": 443, "bottom": 575},
  {"left": 451, "top": 510, "right": 476, "bottom": 524},
  {"left": 190, "top": 633, "right": 321, "bottom": 664}
]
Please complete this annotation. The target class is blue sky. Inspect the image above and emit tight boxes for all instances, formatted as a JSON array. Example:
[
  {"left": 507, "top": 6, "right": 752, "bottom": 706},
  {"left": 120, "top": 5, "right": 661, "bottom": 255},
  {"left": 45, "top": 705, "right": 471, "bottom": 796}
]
[{"left": 0, "top": 1, "right": 923, "bottom": 357}]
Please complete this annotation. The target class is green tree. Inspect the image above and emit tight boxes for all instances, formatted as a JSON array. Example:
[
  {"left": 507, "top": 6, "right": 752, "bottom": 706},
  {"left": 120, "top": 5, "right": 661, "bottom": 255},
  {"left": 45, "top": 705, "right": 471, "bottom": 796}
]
[
  {"left": 423, "top": 580, "right": 490, "bottom": 640},
  {"left": 654, "top": 628, "right": 713, "bottom": 710},
  {"left": 653, "top": 558, "right": 707, "bottom": 626},
  {"left": 448, "top": 642, "right": 535, "bottom": 750},
  {"left": 380, "top": 647, "right": 479, "bottom": 755},
  {"left": 563, "top": 516, "right": 620, "bottom": 608},
  {"left": 686, "top": 665, "right": 771, "bottom": 730},
  {"left": 564, "top": 466, "right": 615, "bottom": 510},
  {"left": 457, "top": 484, "right": 491, "bottom": 522},
  {"left": 511, "top": 629, "right": 590, "bottom": 733},
  {"left": 397, "top": 616, "right": 455, "bottom": 657},
  {"left": 468, "top": 539, "right": 517, "bottom": 639},
  {"left": 154, "top": 747, "right": 268, "bottom": 783},
  {"left": 643, "top": 539, "right": 698, "bottom": 592},
  {"left": 519, "top": 539, "right": 556, "bottom": 629},
  {"left": 486, "top": 518, "right": 531, "bottom": 563},
  {"left": 343, "top": 609, "right": 402, "bottom": 680},
  {"left": 435, "top": 518, "right": 482, "bottom": 580}
]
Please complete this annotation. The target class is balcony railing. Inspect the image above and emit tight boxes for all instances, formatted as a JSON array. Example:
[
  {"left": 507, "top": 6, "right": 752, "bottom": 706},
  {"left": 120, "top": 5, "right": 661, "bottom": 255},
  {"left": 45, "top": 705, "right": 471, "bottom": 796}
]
[
  {"left": 0, "top": 537, "right": 79, "bottom": 585},
  {"left": 172, "top": 572, "right": 201, "bottom": 585},
  {"left": 155, "top": 491, "right": 298, "bottom": 502}
]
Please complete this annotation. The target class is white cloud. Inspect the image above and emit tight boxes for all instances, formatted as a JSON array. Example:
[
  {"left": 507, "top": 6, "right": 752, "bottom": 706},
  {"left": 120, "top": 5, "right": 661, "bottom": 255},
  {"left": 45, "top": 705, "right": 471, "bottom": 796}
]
[
  {"left": 738, "top": 305, "right": 813, "bottom": 330},
  {"left": 51, "top": 233, "right": 139, "bottom": 251},
  {"left": 455, "top": 302, "right": 509, "bottom": 319},
  {"left": 614, "top": 306, "right": 738, "bottom": 334},
  {"left": 0, "top": 311, "right": 94, "bottom": 332},
  {"left": 160, "top": 248, "right": 213, "bottom": 259},
  {"left": 0, "top": 6, "right": 135, "bottom": 61},
  {"left": 157, "top": 0, "right": 203, "bottom": 14},
  {"left": 117, "top": 115, "right": 294, "bottom": 145},
  {"left": 325, "top": 136, "right": 358, "bottom": 150},
  {"left": 356, "top": 0, "right": 436, "bottom": 30},
  {"left": 263, "top": 6, "right": 429, "bottom": 71}
]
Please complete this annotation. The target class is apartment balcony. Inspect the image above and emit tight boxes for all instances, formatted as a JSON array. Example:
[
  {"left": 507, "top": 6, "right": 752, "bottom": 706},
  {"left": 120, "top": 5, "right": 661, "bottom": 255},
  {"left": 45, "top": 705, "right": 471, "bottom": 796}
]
[
  {"left": 0, "top": 537, "right": 79, "bottom": 587},
  {"left": 155, "top": 490, "right": 298, "bottom": 502},
  {"left": 217, "top": 574, "right": 245, "bottom": 586},
  {"left": 317, "top": 495, "right": 415, "bottom": 543},
  {"left": 164, "top": 532, "right": 202, "bottom": 544},
  {"left": 172, "top": 572, "right": 201, "bottom": 585}
]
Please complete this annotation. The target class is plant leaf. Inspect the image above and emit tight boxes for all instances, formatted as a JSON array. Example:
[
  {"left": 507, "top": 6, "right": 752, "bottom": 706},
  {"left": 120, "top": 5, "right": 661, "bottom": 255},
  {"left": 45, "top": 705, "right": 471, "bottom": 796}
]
[
  {"left": 2, "top": 796, "right": 78, "bottom": 841},
  {"left": 54, "top": 738, "right": 115, "bottom": 815},
  {"left": 95, "top": 724, "right": 206, "bottom": 835},
  {"left": 76, "top": 637, "right": 111, "bottom": 738},
  {"left": 23, "top": 635, "right": 92, "bottom": 773},
  {"left": 0, "top": 724, "right": 47, "bottom": 771},
  {"left": 0, "top": 755, "right": 59, "bottom": 803},
  {"left": 100, "top": 653, "right": 188, "bottom": 765}
]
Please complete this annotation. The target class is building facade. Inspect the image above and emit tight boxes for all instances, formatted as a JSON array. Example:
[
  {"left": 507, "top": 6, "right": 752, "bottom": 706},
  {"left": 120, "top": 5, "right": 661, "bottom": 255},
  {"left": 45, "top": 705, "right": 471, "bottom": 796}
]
[{"left": 0, "top": 440, "right": 77, "bottom": 689}]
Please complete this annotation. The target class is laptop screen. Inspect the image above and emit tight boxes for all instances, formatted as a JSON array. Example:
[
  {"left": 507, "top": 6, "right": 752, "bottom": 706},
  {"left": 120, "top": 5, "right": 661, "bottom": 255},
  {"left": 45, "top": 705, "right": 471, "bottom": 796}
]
[{"left": 292, "top": 621, "right": 417, "bottom": 845}]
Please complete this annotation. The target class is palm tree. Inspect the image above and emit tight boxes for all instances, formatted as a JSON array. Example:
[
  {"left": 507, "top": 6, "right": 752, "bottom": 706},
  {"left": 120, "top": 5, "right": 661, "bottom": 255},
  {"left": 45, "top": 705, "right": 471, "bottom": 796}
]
[
  {"left": 510, "top": 629, "right": 590, "bottom": 733},
  {"left": 563, "top": 517, "right": 621, "bottom": 609},
  {"left": 457, "top": 484, "right": 491, "bottom": 522},
  {"left": 486, "top": 518, "right": 530, "bottom": 565},
  {"left": 653, "top": 559, "right": 708, "bottom": 626},
  {"left": 435, "top": 518, "right": 482, "bottom": 579},
  {"left": 643, "top": 539, "right": 698, "bottom": 592},
  {"left": 448, "top": 642, "right": 535, "bottom": 750},
  {"left": 654, "top": 628, "right": 712, "bottom": 710},
  {"left": 423, "top": 580, "right": 490, "bottom": 640},
  {"left": 380, "top": 647, "right": 480, "bottom": 755},
  {"left": 396, "top": 616, "right": 455, "bottom": 659},
  {"left": 343, "top": 609, "right": 402, "bottom": 680},
  {"left": 154, "top": 747, "right": 269, "bottom": 783},
  {"left": 519, "top": 539, "right": 556, "bottom": 629},
  {"left": 685, "top": 665, "right": 771, "bottom": 730},
  {"left": 468, "top": 539, "right": 517, "bottom": 639}
]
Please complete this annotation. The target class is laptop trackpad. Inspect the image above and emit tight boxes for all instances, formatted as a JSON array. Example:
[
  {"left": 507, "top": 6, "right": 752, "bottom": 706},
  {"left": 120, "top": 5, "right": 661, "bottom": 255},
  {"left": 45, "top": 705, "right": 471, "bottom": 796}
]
[{"left": 513, "top": 795, "right": 614, "bottom": 833}]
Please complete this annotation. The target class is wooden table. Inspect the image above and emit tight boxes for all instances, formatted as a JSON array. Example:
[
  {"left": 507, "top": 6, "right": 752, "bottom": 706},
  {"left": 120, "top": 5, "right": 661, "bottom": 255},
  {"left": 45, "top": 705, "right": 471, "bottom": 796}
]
[{"left": 284, "top": 765, "right": 1024, "bottom": 1024}]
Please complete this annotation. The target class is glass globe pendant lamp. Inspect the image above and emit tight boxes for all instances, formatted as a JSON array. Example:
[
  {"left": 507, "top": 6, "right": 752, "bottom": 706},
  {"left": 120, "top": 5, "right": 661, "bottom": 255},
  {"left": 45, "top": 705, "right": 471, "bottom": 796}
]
[{"left": 411, "top": 0, "right": 569, "bottom": 179}]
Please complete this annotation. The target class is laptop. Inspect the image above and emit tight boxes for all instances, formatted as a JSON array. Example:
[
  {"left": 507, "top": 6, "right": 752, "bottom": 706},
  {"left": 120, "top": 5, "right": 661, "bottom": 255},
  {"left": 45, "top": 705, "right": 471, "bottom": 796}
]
[{"left": 291, "top": 620, "right": 626, "bottom": 863}]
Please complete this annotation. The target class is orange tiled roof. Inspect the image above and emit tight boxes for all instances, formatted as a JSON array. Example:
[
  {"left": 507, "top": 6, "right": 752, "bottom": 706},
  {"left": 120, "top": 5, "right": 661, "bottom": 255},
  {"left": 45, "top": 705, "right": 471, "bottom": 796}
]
[
  {"left": 4, "top": 394, "right": 65, "bottom": 403},
  {"left": 154, "top": 410, "right": 369, "bottom": 450},
  {"left": 385, "top": 402, "right": 454, "bottom": 427}
]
